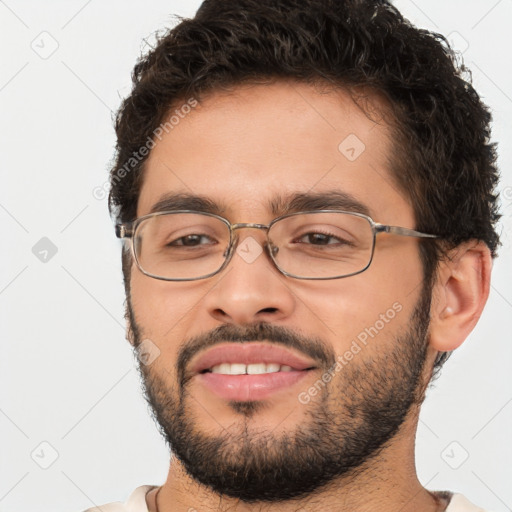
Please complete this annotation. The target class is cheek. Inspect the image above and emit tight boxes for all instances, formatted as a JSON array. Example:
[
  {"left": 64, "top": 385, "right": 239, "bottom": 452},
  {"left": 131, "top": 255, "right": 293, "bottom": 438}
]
[
  {"left": 290, "top": 247, "right": 423, "bottom": 352},
  {"left": 129, "top": 271, "right": 203, "bottom": 362},
  {"left": 291, "top": 283, "right": 394, "bottom": 347},
  {"left": 131, "top": 265, "right": 196, "bottom": 320}
]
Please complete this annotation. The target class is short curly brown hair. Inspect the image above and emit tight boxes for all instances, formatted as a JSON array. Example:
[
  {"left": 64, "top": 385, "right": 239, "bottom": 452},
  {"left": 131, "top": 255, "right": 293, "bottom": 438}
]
[{"left": 109, "top": 0, "right": 501, "bottom": 376}]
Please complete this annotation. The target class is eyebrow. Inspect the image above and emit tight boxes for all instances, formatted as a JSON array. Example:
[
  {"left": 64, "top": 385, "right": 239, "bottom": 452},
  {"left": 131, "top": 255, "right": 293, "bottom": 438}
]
[
  {"left": 148, "top": 190, "right": 372, "bottom": 218},
  {"left": 270, "top": 191, "right": 371, "bottom": 217}
]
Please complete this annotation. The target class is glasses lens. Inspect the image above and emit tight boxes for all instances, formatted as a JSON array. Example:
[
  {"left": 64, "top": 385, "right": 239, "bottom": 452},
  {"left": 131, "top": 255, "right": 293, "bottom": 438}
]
[
  {"left": 269, "top": 212, "right": 374, "bottom": 278},
  {"left": 134, "top": 213, "right": 230, "bottom": 280}
]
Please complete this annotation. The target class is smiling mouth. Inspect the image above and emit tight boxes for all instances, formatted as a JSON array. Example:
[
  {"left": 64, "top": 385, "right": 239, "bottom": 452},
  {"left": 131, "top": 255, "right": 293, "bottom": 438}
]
[
  {"left": 190, "top": 342, "right": 319, "bottom": 401},
  {"left": 196, "top": 365, "right": 317, "bottom": 402},
  {"left": 199, "top": 362, "right": 316, "bottom": 375}
]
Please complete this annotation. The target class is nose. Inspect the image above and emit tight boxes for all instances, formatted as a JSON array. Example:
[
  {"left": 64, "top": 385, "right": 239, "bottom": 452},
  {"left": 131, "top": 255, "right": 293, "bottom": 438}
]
[{"left": 202, "top": 230, "right": 296, "bottom": 325}]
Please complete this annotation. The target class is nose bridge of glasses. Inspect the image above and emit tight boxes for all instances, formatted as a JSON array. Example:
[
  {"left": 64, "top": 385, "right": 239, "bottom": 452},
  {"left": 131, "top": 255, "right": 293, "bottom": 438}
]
[
  {"left": 228, "top": 222, "right": 278, "bottom": 257},
  {"left": 230, "top": 222, "right": 270, "bottom": 245},
  {"left": 231, "top": 222, "right": 270, "bottom": 244},
  {"left": 230, "top": 222, "right": 270, "bottom": 233}
]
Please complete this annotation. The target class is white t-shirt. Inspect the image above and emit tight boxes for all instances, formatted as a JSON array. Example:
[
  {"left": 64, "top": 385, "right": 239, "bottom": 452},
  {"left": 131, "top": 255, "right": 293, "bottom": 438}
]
[{"left": 82, "top": 485, "right": 493, "bottom": 511}]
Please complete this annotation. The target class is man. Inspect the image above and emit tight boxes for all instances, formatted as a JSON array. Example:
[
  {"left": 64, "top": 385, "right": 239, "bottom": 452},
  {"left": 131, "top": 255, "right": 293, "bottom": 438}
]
[{"left": 87, "top": 0, "right": 500, "bottom": 510}]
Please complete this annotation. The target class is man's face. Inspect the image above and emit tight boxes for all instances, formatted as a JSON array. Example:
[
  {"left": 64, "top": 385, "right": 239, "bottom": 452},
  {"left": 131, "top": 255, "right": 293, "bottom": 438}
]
[{"left": 127, "top": 81, "right": 434, "bottom": 501}]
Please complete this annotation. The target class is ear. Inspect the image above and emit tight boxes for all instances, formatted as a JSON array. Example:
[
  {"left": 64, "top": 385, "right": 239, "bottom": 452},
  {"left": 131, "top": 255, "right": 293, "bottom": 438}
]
[{"left": 429, "top": 240, "right": 492, "bottom": 352}]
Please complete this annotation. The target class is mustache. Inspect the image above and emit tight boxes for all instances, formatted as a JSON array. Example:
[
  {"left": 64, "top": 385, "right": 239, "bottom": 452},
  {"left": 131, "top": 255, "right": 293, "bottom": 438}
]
[{"left": 176, "top": 322, "right": 336, "bottom": 385}]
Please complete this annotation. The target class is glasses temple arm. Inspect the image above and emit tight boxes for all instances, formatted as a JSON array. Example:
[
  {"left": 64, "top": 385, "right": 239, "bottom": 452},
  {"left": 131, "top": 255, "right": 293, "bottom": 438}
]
[
  {"left": 375, "top": 224, "right": 438, "bottom": 239},
  {"left": 115, "top": 224, "right": 134, "bottom": 239}
]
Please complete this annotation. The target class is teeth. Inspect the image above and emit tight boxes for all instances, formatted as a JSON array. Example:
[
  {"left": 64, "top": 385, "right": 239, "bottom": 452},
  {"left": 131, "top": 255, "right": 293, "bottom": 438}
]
[
  {"left": 247, "top": 363, "right": 270, "bottom": 374},
  {"left": 209, "top": 363, "right": 295, "bottom": 375},
  {"left": 229, "top": 363, "right": 246, "bottom": 375}
]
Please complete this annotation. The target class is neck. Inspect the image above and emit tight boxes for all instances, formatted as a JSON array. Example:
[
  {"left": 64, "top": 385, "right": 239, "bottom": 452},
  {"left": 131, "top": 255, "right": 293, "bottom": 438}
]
[{"left": 150, "top": 409, "right": 448, "bottom": 512}]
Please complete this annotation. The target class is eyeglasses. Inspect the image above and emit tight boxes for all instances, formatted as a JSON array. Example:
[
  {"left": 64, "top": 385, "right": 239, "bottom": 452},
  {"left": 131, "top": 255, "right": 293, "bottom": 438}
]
[{"left": 115, "top": 210, "right": 438, "bottom": 281}]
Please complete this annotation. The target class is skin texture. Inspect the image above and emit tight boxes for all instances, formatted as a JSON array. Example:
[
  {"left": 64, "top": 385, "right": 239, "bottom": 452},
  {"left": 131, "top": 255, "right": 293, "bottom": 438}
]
[{"left": 124, "top": 81, "right": 491, "bottom": 512}]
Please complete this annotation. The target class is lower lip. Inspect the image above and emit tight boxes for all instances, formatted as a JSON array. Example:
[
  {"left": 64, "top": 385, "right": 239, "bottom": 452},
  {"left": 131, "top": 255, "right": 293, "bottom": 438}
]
[{"left": 196, "top": 370, "right": 313, "bottom": 401}]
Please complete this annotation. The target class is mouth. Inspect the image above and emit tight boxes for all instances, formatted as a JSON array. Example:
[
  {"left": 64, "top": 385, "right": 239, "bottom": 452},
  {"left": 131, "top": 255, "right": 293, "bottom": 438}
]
[
  {"left": 191, "top": 342, "right": 318, "bottom": 401},
  {"left": 199, "top": 362, "right": 314, "bottom": 374}
]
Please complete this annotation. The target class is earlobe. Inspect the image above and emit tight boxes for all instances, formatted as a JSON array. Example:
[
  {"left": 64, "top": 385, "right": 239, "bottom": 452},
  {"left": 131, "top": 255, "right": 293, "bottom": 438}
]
[{"left": 429, "top": 241, "right": 492, "bottom": 353}]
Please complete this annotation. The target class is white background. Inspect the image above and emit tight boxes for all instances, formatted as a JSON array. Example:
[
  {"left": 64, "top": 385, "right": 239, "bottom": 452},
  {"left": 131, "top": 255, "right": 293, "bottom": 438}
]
[{"left": 1, "top": 1, "right": 511, "bottom": 511}]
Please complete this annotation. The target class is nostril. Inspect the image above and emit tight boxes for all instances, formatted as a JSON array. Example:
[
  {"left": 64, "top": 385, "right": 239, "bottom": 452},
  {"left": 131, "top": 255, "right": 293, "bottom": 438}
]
[{"left": 260, "top": 307, "right": 278, "bottom": 313}]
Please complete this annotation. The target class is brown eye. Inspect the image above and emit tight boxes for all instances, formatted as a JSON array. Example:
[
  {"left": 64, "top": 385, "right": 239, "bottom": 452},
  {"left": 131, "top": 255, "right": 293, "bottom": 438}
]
[{"left": 168, "top": 234, "right": 214, "bottom": 247}]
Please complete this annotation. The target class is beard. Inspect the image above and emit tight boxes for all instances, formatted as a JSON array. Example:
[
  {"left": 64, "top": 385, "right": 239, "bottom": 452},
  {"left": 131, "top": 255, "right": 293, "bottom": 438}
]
[{"left": 127, "top": 286, "right": 432, "bottom": 503}]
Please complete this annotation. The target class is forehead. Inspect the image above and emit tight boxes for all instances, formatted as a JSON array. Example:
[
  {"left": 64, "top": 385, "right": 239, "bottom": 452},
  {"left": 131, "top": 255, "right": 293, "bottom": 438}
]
[{"left": 137, "top": 81, "right": 412, "bottom": 225}]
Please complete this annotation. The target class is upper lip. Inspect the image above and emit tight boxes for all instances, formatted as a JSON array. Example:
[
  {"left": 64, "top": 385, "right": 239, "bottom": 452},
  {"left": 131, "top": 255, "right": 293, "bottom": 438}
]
[{"left": 190, "top": 342, "right": 318, "bottom": 374}]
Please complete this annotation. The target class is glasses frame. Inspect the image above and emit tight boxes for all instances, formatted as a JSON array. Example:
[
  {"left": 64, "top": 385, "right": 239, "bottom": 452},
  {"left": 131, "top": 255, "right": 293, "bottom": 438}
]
[{"left": 116, "top": 209, "right": 438, "bottom": 281}]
